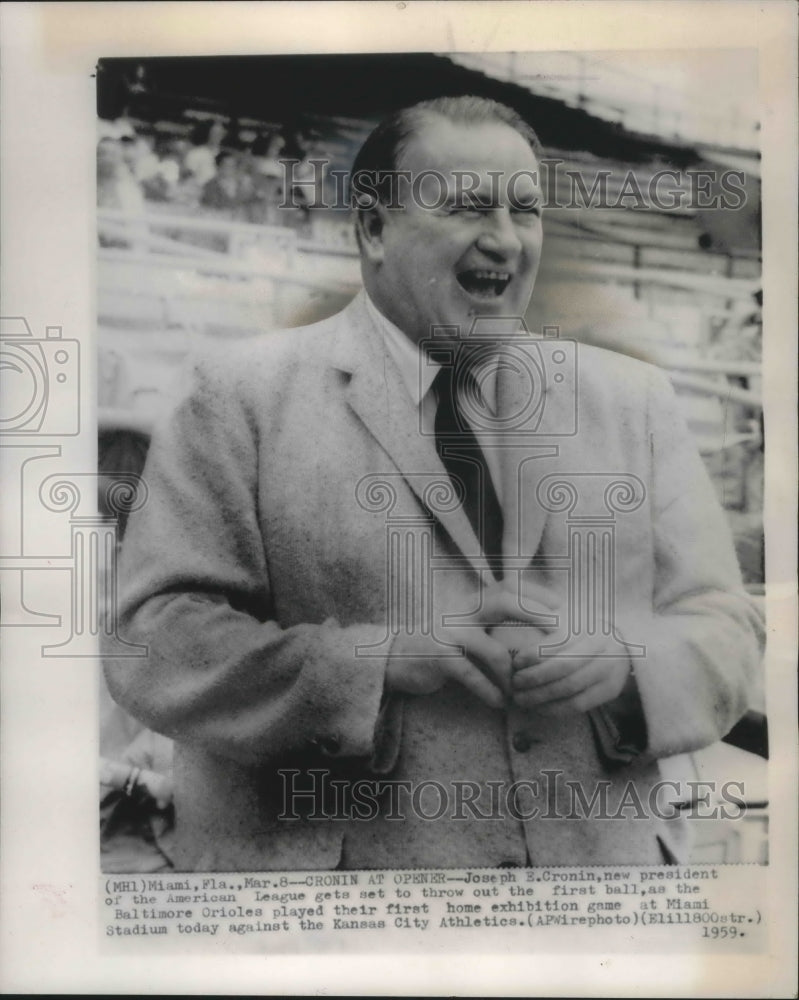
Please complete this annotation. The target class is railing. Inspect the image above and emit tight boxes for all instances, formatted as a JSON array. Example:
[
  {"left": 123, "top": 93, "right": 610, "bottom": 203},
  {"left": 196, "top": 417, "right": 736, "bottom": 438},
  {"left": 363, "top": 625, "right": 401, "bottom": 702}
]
[
  {"left": 99, "top": 208, "right": 759, "bottom": 308},
  {"left": 544, "top": 257, "right": 758, "bottom": 301},
  {"left": 98, "top": 208, "right": 361, "bottom": 335},
  {"left": 99, "top": 207, "right": 300, "bottom": 260},
  {"left": 97, "top": 206, "right": 762, "bottom": 426}
]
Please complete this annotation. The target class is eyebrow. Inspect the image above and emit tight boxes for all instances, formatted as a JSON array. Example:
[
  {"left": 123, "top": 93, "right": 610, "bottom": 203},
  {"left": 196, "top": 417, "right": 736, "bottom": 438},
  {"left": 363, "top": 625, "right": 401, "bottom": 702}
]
[
  {"left": 443, "top": 189, "right": 541, "bottom": 210},
  {"left": 449, "top": 191, "right": 496, "bottom": 208}
]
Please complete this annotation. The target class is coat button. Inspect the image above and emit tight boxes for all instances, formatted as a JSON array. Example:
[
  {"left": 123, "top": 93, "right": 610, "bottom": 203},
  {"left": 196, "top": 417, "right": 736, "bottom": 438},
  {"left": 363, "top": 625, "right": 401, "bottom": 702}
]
[{"left": 512, "top": 732, "right": 532, "bottom": 753}]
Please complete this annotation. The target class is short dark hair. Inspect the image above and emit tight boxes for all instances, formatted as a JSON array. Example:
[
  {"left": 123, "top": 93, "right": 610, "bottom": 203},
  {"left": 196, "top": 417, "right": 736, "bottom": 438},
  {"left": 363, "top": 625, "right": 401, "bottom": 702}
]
[{"left": 349, "top": 94, "right": 542, "bottom": 209}]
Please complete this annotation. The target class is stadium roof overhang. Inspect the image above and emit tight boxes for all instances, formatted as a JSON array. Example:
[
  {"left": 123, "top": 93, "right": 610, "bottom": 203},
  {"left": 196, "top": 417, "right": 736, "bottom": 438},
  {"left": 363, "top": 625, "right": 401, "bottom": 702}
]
[{"left": 98, "top": 51, "right": 704, "bottom": 167}]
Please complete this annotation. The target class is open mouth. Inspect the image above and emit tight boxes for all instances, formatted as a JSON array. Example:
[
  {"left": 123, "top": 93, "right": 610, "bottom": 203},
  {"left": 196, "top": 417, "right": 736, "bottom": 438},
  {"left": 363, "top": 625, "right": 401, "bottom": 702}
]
[{"left": 456, "top": 269, "right": 512, "bottom": 299}]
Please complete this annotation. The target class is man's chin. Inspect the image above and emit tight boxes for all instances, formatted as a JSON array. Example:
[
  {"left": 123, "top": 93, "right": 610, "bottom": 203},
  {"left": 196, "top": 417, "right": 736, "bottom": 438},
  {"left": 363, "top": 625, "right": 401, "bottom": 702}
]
[
  {"left": 424, "top": 293, "right": 531, "bottom": 345},
  {"left": 461, "top": 287, "right": 531, "bottom": 321},
  {"left": 434, "top": 300, "right": 512, "bottom": 338}
]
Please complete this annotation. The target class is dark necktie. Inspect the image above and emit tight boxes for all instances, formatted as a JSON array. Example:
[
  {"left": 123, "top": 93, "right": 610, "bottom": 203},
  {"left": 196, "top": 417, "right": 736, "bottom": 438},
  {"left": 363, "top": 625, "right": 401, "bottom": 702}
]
[{"left": 433, "top": 364, "right": 504, "bottom": 580}]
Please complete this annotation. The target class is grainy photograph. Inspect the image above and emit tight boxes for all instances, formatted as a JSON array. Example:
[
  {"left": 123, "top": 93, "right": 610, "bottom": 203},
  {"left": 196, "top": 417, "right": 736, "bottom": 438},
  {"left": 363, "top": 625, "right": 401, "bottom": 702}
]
[
  {"left": 95, "top": 50, "right": 767, "bottom": 875},
  {"left": 1, "top": 2, "right": 795, "bottom": 993}
]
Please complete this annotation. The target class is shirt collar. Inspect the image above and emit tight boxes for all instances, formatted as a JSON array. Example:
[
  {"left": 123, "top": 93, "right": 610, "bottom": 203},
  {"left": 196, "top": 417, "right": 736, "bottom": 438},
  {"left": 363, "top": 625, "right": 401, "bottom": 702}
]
[
  {"left": 364, "top": 290, "right": 439, "bottom": 408},
  {"left": 363, "top": 290, "right": 499, "bottom": 415}
]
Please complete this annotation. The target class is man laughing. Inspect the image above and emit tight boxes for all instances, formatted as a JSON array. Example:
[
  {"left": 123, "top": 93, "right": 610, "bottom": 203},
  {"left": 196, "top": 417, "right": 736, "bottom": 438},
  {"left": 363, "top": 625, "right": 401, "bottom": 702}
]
[{"left": 107, "top": 96, "right": 762, "bottom": 871}]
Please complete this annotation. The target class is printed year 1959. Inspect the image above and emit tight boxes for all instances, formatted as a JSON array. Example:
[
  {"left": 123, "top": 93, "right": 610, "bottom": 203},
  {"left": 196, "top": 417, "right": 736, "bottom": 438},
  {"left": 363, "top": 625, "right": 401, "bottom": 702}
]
[{"left": 702, "top": 925, "right": 741, "bottom": 939}]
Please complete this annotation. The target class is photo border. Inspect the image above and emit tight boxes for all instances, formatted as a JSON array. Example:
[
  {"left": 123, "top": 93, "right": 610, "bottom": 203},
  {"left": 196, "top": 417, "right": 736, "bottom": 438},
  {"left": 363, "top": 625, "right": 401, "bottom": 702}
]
[{"left": 1, "top": 2, "right": 796, "bottom": 995}]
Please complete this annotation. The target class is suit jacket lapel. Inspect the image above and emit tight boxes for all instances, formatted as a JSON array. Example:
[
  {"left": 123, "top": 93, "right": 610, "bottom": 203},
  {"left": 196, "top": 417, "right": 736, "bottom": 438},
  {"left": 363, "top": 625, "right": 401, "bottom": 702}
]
[{"left": 329, "top": 294, "right": 485, "bottom": 575}]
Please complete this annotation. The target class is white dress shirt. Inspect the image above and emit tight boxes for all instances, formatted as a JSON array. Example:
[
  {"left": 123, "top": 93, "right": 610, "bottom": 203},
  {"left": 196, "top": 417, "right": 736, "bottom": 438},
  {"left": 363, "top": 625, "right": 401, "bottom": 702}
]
[{"left": 363, "top": 291, "right": 503, "bottom": 504}]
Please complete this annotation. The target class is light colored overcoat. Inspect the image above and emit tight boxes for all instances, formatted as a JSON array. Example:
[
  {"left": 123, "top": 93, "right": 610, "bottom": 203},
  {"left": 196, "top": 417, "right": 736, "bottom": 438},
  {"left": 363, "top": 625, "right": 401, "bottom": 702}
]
[{"left": 107, "top": 292, "right": 763, "bottom": 870}]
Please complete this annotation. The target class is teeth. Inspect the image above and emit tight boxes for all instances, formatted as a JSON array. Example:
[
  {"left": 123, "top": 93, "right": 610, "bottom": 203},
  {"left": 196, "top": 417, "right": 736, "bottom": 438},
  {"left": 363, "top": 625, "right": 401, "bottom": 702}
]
[
  {"left": 456, "top": 269, "right": 513, "bottom": 298},
  {"left": 472, "top": 270, "right": 509, "bottom": 281}
]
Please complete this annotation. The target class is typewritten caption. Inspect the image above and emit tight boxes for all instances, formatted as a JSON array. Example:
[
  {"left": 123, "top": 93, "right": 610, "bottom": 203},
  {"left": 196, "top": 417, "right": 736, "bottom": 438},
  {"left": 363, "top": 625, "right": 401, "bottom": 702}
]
[{"left": 102, "top": 865, "right": 765, "bottom": 953}]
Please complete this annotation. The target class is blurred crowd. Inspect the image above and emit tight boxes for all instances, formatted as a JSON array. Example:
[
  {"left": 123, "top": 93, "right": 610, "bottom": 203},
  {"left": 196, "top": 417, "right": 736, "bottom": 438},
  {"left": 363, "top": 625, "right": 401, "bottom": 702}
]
[{"left": 97, "top": 116, "right": 327, "bottom": 231}]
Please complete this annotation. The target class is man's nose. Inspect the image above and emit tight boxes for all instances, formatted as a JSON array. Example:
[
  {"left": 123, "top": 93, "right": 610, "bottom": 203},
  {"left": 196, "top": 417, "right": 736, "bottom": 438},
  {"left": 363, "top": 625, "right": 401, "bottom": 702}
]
[{"left": 474, "top": 208, "right": 523, "bottom": 260}]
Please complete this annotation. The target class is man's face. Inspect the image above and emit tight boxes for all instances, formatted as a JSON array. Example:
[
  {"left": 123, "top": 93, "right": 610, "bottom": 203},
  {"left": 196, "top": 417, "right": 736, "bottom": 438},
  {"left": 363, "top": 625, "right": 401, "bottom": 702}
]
[
  {"left": 209, "top": 121, "right": 227, "bottom": 146},
  {"left": 367, "top": 117, "right": 543, "bottom": 346},
  {"left": 120, "top": 140, "right": 137, "bottom": 168},
  {"left": 217, "top": 155, "right": 238, "bottom": 180},
  {"left": 97, "top": 139, "right": 123, "bottom": 177}
]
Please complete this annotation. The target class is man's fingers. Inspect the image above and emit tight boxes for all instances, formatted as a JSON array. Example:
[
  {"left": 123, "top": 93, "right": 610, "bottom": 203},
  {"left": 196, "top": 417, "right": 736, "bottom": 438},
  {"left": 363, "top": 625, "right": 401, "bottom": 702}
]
[
  {"left": 512, "top": 652, "right": 589, "bottom": 688},
  {"left": 481, "top": 589, "right": 560, "bottom": 632},
  {"left": 513, "top": 659, "right": 602, "bottom": 702},
  {"left": 512, "top": 631, "right": 622, "bottom": 679},
  {"left": 528, "top": 680, "right": 609, "bottom": 716},
  {"left": 392, "top": 626, "right": 510, "bottom": 705},
  {"left": 512, "top": 652, "right": 631, "bottom": 712},
  {"left": 517, "top": 580, "right": 562, "bottom": 612},
  {"left": 459, "top": 628, "right": 513, "bottom": 695},
  {"left": 512, "top": 641, "right": 557, "bottom": 673},
  {"left": 440, "top": 654, "right": 506, "bottom": 709}
]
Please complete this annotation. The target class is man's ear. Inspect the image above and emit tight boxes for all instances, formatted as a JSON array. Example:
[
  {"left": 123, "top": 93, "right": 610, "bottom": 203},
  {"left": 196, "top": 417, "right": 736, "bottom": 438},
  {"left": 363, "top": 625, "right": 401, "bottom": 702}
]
[{"left": 356, "top": 206, "right": 387, "bottom": 265}]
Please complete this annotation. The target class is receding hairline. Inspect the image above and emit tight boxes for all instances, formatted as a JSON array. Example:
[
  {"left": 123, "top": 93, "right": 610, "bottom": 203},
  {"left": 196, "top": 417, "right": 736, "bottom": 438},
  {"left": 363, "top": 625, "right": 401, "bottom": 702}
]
[
  {"left": 392, "top": 108, "right": 540, "bottom": 173},
  {"left": 351, "top": 96, "right": 542, "bottom": 175}
]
